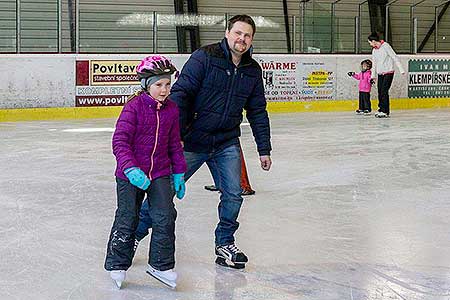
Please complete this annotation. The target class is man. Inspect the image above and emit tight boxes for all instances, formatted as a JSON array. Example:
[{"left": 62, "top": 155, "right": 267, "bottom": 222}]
[{"left": 136, "top": 14, "right": 272, "bottom": 269}]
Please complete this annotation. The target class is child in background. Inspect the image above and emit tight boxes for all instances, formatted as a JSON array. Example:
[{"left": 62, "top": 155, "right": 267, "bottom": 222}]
[
  {"left": 348, "top": 59, "right": 373, "bottom": 115},
  {"left": 104, "top": 55, "right": 186, "bottom": 289}
]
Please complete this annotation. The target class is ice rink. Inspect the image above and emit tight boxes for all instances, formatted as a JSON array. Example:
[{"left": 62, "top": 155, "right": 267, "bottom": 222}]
[{"left": 1, "top": 109, "right": 450, "bottom": 300}]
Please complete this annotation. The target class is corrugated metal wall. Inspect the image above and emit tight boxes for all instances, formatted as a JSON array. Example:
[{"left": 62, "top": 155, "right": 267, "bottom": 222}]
[
  {"left": 0, "top": 0, "right": 19, "bottom": 52},
  {"left": 0, "top": 0, "right": 448, "bottom": 53}
]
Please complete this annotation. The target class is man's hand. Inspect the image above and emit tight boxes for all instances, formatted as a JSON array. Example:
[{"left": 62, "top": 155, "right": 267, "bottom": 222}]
[{"left": 260, "top": 155, "right": 272, "bottom": 171}]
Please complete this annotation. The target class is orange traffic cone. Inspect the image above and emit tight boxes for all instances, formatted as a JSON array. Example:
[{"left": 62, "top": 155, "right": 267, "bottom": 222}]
[
  {"left": 240, "top": 144, "right": 255, "bottom": 196},
  {"left": 204, "top": 143, "right": 255, "bottom": 196}
]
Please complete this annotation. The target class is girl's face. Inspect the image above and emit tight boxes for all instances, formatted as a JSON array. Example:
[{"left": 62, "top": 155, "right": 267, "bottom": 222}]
[
  {"left": 362, "top": 62, "right": 369, "bottom": 70},
  {"left": 148, "top": 78, "right": 171, "bottom": 101}
]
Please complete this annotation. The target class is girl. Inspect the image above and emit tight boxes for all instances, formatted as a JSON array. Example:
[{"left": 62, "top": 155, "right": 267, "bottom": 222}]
[
  {"left": 348, "top": 59, "right": 373, "bottom": 115},
  {"left": 104, "top": 55, "right": 186, "bottom": 289}
]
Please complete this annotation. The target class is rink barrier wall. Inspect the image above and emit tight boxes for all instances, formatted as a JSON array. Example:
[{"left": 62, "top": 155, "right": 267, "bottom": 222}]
[
  {"left": 0, "top": 107, "right": 123, "bottom": 122},
  {"left": 0, "top": 54, "right": 449, "bottom": 122},
  {"left": 266, "top": 98, "right": 450, "bottom": 113},
  {"left": 1, "top": 98, "right": 449, "bottom": 122}
]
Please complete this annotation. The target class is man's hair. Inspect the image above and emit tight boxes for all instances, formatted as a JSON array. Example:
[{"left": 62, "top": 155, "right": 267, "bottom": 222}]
[
  {"left": 368, "top": 32, "right": 381, "bottom": 42},
  {"left": 227, "top": 15, "right": 256, "bottom": 36}
]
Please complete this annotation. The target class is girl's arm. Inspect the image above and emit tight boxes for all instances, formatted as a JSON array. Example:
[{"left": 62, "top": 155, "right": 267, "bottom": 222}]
[
  {"left": 365, "top": 70, "right": 373, "bottom": 85},
  {"left": 352, "top": 72, "right": 362, "bottom": 80},
  {"left": 112, "top": 103, "right": 138, "bottom": 172}
]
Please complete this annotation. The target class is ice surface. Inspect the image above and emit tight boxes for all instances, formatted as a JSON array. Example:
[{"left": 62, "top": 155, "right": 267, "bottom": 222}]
[{"left": 1, "top": 109, "right": 450, "bottom": 300}]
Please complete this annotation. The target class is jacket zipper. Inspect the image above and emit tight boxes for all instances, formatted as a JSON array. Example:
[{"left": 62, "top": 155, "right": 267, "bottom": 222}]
[
  {"left": 219, "top": 67, "right": 237, "bottom": 128},
  {"left": 148, "top": 108, "right": 160, "bottom": 180},
  {"left": 215, "top": 61, "right": 252, "bottom": 149},
  {"left": 221, "top": 61, "right": 252, "bottom": 125}
]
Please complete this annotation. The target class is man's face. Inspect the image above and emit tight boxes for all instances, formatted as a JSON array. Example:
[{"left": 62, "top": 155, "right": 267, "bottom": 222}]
[{"left": 225, "top": 21, "right": 254, "bottom": 55}]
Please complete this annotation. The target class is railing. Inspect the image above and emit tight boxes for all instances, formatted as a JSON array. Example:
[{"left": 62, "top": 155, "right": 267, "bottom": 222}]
[{"left": 1, "top": 0, "right": 449, "bottom": 54}]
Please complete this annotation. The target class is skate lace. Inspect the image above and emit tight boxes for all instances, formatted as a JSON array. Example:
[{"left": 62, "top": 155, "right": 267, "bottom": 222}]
[
  {"left": 133, "top": 239, "right": 139, "bottom": 252},
  {"left": 226, "top": 244, "right": 241, "bottom": 254}
]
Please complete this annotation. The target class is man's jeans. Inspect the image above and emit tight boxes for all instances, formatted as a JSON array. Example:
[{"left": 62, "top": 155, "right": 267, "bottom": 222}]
[{"left": 136, "top": 144, "right": 243, "bottom": 246}]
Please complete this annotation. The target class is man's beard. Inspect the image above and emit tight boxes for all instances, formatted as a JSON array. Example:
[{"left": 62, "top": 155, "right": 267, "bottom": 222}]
[{"left": 232, "top": 42, "right": 248, "bottom": 53}]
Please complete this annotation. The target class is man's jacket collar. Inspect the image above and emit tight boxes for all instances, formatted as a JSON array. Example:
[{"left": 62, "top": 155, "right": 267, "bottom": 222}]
[{"left": 220, "top": 38, "right": 253, "bottom": 67}]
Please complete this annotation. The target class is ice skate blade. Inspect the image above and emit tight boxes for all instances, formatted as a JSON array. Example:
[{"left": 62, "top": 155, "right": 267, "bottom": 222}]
[
  {"left": 204, "top": 185, "right": 219, "bottom": 192},
  {"left": 215, "top": 257, "right": 245, "bottom": 269},
  {"left": 146, "top": 270, "right": 177, "bottom": 289},
  {"left": 110, "top": 270, "right": 126, "bottom": 289},
  {"left": 375, "top": 113, "right": 390, "bottom": 118},
  {"left": 112, "top": 280, "right": 123, "bottom": 289},
  {"left": 241, "top": 189, "right": 255, "bottom": 196}
]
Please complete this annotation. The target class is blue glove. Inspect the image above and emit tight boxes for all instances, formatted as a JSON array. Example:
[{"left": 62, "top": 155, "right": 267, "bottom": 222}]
[
  {"left": 172, "top": 173, "right": 186, "bottom": 200},
  {"left": 124, "top": 167, "right": 151, "bottom": 190}
]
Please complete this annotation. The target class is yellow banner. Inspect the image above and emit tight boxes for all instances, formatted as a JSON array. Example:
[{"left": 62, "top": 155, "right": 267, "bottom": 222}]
[{"left": 90, "top": 60, "right": 140, "bottom": 86}]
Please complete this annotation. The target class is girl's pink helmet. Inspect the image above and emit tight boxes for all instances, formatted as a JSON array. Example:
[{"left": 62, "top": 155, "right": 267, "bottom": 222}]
[{"left": 136, "top": 55, "right": 178, "bottom": 80}]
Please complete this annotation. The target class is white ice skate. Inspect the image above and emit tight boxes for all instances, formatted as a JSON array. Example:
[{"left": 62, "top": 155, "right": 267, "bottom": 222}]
[
  {"left": 375, "top": 111, "right": 389, "bottom": 118},
  {"left": 110, "top": 270, "right": 126, "bottom": 289},
  {"left": 146, "top": 264, "right": 177, "bottom": 289}
]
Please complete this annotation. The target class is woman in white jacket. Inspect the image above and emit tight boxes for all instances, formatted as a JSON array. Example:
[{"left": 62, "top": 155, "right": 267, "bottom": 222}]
[{"left": 368, "top": 32, "right": 405, "bottom": 118}]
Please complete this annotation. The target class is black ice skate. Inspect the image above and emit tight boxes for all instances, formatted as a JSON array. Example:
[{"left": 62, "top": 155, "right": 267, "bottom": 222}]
[
  {"left": 204, "top": 185, "right": 219, "bottom": 192},
  {"left": 241, "top": 189, "right": 256, "bottom": 196},
  {"left": 215, "top": 244, "right": 248, "bottom": 269},
  {"left": 133, "top": 239, "right": 140, "bottom": 252}
]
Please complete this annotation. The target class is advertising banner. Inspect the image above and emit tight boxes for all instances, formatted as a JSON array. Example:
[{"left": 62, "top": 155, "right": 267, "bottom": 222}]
[
  {"left": 408, "top": 59, "right": 450, "bottom": 98},
  {"left": 257, "top": 56, "right": 336, "bottom": 101},
  {"left": 75, "top": 55, "right": 355, "bottom": 107},
  {"left": 298, "top": 60, "right": 336, "bottom": 101},
  {"left": 75, "top": 60, "right": 141, "bottom": 107},
  {"left": 75, "top": 57, "right": 189, "bottom": 107},
  {"left": 90, "top": 60, "right": 140, "bottom": 86}
]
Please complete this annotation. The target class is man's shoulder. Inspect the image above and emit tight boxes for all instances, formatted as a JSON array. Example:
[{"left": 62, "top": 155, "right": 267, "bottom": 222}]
[
  {"left": 248, "top": 58, "right": 262, "bottom": 71},
  {"left": 198, "top": 42, "right": 224, "bottom": 59},
  {"left": 239, "top": 57, "right": 262, "bottom": 77}
]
